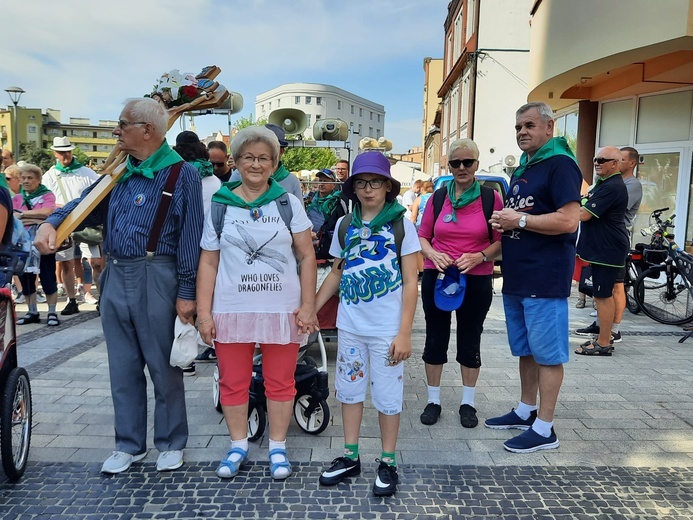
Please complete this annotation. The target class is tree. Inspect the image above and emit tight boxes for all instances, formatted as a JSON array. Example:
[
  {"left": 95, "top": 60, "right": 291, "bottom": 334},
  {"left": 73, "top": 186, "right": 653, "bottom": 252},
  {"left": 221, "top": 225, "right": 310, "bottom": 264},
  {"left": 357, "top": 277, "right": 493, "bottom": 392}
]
[
  {"left": 282, "top": 147, "right": 338, "bottom": 172},
  {"left": 233, "top": 114, "right": 268, "bottom": 132},
  {"left": 72, "top": 147, "right": 91, "bottom": 167},
  {"left": 18, "top": 142, "right": 54, "bottom": 173}
]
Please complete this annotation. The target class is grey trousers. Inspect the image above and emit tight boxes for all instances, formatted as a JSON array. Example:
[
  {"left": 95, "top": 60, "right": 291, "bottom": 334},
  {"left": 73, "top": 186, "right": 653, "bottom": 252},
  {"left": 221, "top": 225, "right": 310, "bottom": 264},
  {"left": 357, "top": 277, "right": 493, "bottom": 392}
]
[{"left": 100, "top": 256, "right": 188, "bottom": 455}]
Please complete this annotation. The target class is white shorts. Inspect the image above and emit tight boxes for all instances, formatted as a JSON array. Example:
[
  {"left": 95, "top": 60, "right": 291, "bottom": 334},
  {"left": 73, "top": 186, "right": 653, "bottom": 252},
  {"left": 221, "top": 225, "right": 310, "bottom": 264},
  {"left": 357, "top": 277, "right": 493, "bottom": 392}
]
[
  {"left": 335, "top": 329, "right": 404, "bottom": 415},
  {"left": 77, "top": 242, "right": 101, "bottom": 259}
]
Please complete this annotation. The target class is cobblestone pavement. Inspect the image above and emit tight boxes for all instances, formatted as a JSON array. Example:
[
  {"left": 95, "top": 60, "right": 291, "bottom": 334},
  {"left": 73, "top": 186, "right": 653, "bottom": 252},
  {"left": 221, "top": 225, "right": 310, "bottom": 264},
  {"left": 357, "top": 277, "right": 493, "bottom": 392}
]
[{"left": 1, "top": 285, "right": 692, "bottom": 518}]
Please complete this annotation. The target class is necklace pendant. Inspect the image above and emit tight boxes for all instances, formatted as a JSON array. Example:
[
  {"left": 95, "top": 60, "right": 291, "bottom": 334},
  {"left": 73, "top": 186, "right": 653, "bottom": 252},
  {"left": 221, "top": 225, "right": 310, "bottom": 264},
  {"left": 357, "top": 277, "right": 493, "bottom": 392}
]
[
  {"left": 359, "top": 227, "right": 372, "bottom": 239},
  {"left": 443, "top": 213, "right": 453, "bottom": 223},
  {"left": 250, "top": 207, "right": 263, "bottom": 220}
]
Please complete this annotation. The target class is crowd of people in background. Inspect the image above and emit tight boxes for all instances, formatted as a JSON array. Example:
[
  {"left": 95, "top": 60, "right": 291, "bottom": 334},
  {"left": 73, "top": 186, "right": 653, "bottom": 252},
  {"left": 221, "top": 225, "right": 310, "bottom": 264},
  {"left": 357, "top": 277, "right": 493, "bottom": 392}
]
[{"left": 0, "top": 97, "right": 644, "bottom": 497}]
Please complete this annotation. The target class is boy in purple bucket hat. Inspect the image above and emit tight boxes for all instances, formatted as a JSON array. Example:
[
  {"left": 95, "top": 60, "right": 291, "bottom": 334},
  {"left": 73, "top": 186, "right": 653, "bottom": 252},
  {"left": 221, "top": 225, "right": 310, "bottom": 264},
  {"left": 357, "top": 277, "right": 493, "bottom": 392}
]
[{"left": 312, "top": 151, "right": 420, "bottom": 496}]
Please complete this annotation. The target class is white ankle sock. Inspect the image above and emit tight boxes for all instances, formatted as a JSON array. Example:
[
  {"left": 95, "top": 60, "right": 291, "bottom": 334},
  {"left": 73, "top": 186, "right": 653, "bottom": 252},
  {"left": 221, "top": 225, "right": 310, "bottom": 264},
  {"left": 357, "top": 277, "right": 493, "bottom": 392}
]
[
  {"left": 515, "top": 402, "right": 537, "bottom": 420},
  {"left": 226, "top": 438, "right": 248, "bottom": 463},
  {"left": 612, "top": 322, "right": 620, "bottom": 333},
  {"left": 461, "top": 385, "right": 476, "bottom": 407},
  {"left": 427, "top": 385, "right": 441, "bottom": 405},
  {"left": 269, "top": 439, "right": 290, "bottom": 478},
  {"left": 531, "top": 418, "right": 553, "bottom": 437}
]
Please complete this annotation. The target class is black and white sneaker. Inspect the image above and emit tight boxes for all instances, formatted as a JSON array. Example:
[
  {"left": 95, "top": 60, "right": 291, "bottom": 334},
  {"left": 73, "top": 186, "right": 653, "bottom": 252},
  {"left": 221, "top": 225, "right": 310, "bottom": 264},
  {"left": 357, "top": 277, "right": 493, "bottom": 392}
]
[
  {"left": 319, "top": 456, "right": 360, "bottom": 486},
  {"left": 181, "top": 363, "right": 196, "bottom": 377},
  {"left": 195, "top": 347, "right": 217, "bottom": 363},
  {"left": 575, "top": 321, "right": 600, "bottom": 337},
  {"left": 372, "top": 459, "right": 398, "bottom": 497}
]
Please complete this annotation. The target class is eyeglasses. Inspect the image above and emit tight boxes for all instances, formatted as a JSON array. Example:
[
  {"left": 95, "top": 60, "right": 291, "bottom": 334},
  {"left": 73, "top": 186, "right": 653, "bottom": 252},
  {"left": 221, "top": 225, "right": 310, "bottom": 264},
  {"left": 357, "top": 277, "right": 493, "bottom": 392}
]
[
  {"left": 593, "top": 157, "right": 617, "bottom": 165},
  {"left": 211, "top": 162, "right": 226, "bottom": 168},
  {"left": 239, "top": 155, "right": 273, "bottom": 166},
  {"left": 353, "top": 178, "right": 385, "bottom": 190},
  {"left": 448, "top": 158, "right": 477, "bottom": 169},
  {"left": 117, "top": 120, "right": 148, "bottom": 129}
]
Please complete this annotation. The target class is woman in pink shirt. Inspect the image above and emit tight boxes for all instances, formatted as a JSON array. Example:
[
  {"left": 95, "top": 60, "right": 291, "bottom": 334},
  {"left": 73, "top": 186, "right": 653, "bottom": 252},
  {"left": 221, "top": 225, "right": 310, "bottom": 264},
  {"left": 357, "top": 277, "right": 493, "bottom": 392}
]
[{"left": 417, "top": 139, "right": 503, "bottom": 429}]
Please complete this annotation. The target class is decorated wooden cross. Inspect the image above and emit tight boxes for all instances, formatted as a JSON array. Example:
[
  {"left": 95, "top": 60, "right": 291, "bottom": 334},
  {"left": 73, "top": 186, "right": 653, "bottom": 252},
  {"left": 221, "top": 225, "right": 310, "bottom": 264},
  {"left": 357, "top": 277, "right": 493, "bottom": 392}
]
[{"left": 55, "top": 65, "right": 231, "bottom": 243}]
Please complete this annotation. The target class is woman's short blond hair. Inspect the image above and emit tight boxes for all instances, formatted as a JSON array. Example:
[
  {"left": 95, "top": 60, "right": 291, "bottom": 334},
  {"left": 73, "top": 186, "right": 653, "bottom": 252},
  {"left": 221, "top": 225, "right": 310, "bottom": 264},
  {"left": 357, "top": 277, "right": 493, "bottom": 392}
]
[
  {"left": 4, "top": 164, "right": 20, "bottom": 179},
  {"left": 448, "top": 139, "right": 480, "bottom": 160}
]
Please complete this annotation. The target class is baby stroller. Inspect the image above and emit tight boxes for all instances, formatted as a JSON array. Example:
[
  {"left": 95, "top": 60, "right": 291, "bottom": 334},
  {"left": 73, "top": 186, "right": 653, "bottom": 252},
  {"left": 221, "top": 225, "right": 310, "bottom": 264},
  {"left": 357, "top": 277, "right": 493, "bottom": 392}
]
[
  {"left": 211, "top": 297, "right": 336, "bottom": 441},
  {"left": 0, "top": 251, "right": 33, "bottom": 481}
]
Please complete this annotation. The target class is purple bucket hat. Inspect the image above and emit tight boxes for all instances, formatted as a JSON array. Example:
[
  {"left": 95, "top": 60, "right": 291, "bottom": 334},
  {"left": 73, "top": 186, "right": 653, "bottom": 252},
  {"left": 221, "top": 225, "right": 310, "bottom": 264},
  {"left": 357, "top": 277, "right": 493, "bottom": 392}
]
[{"left": 342, "top": 151, "right": 400, "bottom": 203}]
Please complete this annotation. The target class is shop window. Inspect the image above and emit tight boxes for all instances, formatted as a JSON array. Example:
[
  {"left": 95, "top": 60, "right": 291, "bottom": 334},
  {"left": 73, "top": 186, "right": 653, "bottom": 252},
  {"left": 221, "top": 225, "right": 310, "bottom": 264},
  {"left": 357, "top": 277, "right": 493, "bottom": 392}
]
[
  {"left": 599, "top": 99, "right": 633, "bottom": 147},
  {"left": 637, "top": 91, "right": 693, "bottom": 144}
]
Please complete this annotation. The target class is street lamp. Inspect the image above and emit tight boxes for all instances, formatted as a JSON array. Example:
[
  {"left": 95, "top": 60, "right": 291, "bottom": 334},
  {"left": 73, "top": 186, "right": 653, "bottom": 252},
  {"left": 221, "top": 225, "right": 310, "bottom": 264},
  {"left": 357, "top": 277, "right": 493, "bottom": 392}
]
[{"left": 5, "top": 86, "right": 25, "bottom": 156}]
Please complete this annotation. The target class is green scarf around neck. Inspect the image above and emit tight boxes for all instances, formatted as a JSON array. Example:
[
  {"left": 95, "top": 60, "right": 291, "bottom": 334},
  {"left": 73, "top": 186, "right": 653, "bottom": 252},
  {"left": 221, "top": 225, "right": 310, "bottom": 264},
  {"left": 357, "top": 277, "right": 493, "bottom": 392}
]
[
  {"left": 117, "top": 141, "right": 183, "bottom": 184},
  {"left": 212, "top": 177, "right": 286, "bottom": 209},
  {"left": 0, "top": 174, "right": 9, "bottom": 191},
  {"left": 513, "top": 136, "right": 577, "bottom": 178},
  {"left": 272, "top": 162, "right": 290, "bottom": 183},
  {"left": 308, "top": 190, "right": 342, "bottom": 218},
  {"left": 20, "top": 184, "right": 52, "bottom": 209},
  {"left": 446, "top": 179, "right": 481, "bottom": 222},
  {"left": 191, "top": 159, "right": 214, "bottom": 179},
  {"left": 55, "top": 158, "right": 84, "bottom": 174},
  {"left": 594, "top": 171, "right": 621, "bottom": 187},
  {"left": 340, "top": 200, "right": 406, "bottom": 257}
]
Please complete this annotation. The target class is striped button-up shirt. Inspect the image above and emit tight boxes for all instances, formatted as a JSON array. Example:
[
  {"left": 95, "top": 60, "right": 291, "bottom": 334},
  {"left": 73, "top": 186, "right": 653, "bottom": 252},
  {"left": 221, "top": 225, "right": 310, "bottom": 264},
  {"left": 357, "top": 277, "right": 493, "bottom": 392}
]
[{"left": 46, "top": 162, "right": 204, "bottom": 300}]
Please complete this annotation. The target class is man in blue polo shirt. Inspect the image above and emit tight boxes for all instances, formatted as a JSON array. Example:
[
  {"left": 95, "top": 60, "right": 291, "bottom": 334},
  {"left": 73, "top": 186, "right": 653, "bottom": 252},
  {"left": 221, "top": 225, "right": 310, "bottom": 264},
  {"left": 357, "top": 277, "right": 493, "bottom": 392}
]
[
  {"left": 574, "top": 146, "right": 628, "bottom": 355},
  {"left": 487, "top": 101, "right": 582, "bottom": 453}
]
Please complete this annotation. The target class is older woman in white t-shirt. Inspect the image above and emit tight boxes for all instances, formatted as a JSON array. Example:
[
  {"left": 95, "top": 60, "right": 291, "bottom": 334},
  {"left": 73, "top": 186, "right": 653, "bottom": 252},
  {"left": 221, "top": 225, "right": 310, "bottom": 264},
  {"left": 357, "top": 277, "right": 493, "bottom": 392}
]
[{"left": 197, "top": 126, "right": 318, "bottom": 482}]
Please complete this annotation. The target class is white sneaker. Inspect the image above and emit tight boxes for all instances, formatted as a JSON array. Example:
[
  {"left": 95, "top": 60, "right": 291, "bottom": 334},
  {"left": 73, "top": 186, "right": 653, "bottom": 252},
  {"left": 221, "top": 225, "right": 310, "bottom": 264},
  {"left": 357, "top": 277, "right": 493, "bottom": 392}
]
[
  {"left": 36, "top": 290, "right": 47, "bottom": 303},
  {"left": 590, "top": 310, "right": 598, "bottom": 317},
  {"left": 84, "top": 292, "right": 98, "bottom": 304},
  {"left": 101, "top": 451, "right": 146, "bottom": 474},
  {"left": 157, "top": 450, "right": 183, "bottom": 471},
  {"left": 14, "top": 294, "right": 26, "bottom": 304}
]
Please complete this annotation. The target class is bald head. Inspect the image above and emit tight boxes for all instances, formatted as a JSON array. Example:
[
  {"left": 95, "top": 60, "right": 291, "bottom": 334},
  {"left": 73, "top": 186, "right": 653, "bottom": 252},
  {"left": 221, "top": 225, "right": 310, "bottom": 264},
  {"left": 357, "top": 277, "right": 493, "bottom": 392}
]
[{"left": 594, "top": 146, "right": 622, "bottom": 178}]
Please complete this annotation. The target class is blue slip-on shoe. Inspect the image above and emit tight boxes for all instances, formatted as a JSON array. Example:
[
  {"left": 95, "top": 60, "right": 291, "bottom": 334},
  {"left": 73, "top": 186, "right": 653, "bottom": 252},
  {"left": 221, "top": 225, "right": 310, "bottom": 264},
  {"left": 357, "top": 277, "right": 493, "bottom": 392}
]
[
  {"left": 269, "top": 448, "right": 292, "bottom": 480},
  {"left": 503, "top": 427, "right": 560, "bottom": 453},
  {"left": 216, "top": 447, "right": 248, "bottom": 479},
  {"left": 484, "top": 408, "right": 537, "bottom": 430}
]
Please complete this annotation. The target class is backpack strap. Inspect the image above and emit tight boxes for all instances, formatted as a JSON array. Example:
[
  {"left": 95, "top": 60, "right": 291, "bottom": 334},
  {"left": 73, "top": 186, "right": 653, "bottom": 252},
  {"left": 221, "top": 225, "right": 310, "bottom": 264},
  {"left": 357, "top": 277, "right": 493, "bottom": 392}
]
[
  {"left": 337, "top": 213, "right": 353, "bottom": 250},
  {"left": 480, "top": 185, "right": 495, "bottom": 243},
  {"left": 212, "top": 192, "right": 294, "bottom": 241},
  {"left": 431, "top": 187, "right": 447, "bottom": 238}
]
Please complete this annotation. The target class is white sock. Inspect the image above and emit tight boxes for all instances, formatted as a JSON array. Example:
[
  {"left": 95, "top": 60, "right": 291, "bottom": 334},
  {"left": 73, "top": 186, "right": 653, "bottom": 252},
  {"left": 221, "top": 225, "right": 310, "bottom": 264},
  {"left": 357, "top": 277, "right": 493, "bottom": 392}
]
[
  {"left": 461, "top": 385, "right": 476, "bottom": 407},
  {"left": 612, "top": 322, "right": 620, "bottom": 333},
  {"left": 531, "top": 417, "right": 553, "bottom": 438},
  {"left": 515, "top": 402, "right": 537, "bottom": 420},
  {"left": 427, "top": 385, "right": 441, "bottom": 405},
  {"left": 596, "top": 316, "right": 600, "bottom": 326},
  {"left": 226, "top": 438, "right": 248, "bottom": 463},
  {"left": 269, "top": 438, "right": 290, "bottom": 479}
]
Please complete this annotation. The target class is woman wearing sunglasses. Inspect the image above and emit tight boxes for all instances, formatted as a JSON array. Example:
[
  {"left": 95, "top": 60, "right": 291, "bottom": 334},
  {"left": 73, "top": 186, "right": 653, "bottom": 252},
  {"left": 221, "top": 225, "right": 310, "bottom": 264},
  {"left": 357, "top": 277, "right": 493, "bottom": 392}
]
[{"left": 417, "top": 139, "right": 503, "bottom": 429}]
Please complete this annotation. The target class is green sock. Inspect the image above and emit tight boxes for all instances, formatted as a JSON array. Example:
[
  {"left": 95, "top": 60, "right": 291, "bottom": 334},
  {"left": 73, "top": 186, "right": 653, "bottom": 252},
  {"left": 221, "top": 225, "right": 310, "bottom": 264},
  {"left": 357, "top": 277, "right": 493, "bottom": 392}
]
[
  {"left": 344, "top": 443, "right": 359, "bottom": 460},
  {"left": 381, "top": 451, "right": 396, "bottom": 466}
]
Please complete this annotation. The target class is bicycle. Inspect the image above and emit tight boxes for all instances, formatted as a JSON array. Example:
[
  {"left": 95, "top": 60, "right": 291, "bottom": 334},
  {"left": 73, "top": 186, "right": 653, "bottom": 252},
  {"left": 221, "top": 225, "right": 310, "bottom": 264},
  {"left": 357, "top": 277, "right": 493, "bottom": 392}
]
[{"left": 632, "top": 208, "right": 693, "bottom": 326}]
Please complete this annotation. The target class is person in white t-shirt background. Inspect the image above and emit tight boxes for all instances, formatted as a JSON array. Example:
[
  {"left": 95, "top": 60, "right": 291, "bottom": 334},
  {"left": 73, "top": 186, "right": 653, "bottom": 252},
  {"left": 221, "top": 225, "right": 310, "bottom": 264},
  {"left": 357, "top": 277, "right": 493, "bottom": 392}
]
[
  {"left": 314, "top": 151, "right": 420, "bottom": 497},
  {"left": 401, "top": 179, "right": 422, "bottom": 220}
]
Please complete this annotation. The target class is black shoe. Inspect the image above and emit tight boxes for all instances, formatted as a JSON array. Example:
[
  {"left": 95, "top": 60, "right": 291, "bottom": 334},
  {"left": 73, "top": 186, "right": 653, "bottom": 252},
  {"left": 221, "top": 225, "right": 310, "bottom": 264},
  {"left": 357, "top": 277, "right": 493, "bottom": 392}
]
[
  {"left": 459, "top": 404, "right": 478, "bottom": 428},
  {"left": 373, "top": 459, "right": 398, "bottom": 497},
  {"left": 195, "top": 347, "right": 217, "bottom": 363},
  {"left": 575, "top": 321, "right": 599, "bottom": 337},
  {"left": 420, "top": 403, "right": 442, "bottom": 425},
  {"left": 61, "top": 299, "right": 80, "bottom": 316},
  {"left": 319, "top": 456, "right": 361, "bottom": 486},
  {"left": 181, "top": 363, "right": 196, "bottom": 377}
]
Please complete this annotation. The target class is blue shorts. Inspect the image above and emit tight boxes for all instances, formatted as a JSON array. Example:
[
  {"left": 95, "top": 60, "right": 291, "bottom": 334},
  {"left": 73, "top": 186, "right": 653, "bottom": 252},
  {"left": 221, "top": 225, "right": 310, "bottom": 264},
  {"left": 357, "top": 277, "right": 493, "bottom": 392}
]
[{"left": 502, "top": 295, "right": 569, "bottom": 365}]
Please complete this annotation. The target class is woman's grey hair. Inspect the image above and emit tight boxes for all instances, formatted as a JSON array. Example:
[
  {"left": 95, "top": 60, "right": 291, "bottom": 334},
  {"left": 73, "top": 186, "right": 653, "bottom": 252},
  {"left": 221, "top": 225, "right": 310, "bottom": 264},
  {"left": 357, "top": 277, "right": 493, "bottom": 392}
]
[
  {"left": 124, "top": 98, "right": 168, "bottom": 138},
  {"left": 516, "top": 101, "right": 554, "bottom": 122},
  {"left": 230, "top": 126, "right": 280, "bottom": 166},
  {"left": 18, "top": 163, "right": 43, "bottom": 181},
  {"left": 448, "top": 138, "right": 480, "bottom": 159}
]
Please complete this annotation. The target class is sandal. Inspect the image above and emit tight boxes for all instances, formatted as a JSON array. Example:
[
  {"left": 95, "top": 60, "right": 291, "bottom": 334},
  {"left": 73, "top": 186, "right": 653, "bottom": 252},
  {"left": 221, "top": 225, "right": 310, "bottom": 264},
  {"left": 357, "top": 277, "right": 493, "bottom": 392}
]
[
  {"left": 575, "top": 299, "right": 586, "bottom": 309},
  {"left": 47, "top": 312, "right": 61, "bottom": 327},
  {"left": 215, "top": 447, "right": 248, "bottom": 479},
  {"left": 16, "top": 313, "right": 40, "bottom": 325},
  {"left": 268, "top": 448, "right": 292, "bottom": 480},
  {"left": 575, "top": 339, "right": 613, "bottom": 356}
]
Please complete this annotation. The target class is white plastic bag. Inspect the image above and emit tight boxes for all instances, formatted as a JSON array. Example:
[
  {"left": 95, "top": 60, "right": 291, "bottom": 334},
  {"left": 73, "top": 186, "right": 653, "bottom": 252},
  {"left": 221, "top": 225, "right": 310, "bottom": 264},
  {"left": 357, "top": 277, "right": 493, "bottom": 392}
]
[{"left": 170, "top": 317, "right": 198, "bottom": 368}]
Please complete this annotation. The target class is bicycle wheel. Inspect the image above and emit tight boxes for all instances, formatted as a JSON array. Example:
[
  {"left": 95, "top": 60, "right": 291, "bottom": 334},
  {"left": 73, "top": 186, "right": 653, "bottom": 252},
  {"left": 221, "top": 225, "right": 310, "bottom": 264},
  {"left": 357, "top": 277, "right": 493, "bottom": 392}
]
[
  {"left": 624, "top": 264, "right": 641, "bottom": 314},
  {"left": 634, "top": 264, "right": 693, "bottom": 325},
  {"left": 1, "top": 367, "right": 32, "bottom": 482}
]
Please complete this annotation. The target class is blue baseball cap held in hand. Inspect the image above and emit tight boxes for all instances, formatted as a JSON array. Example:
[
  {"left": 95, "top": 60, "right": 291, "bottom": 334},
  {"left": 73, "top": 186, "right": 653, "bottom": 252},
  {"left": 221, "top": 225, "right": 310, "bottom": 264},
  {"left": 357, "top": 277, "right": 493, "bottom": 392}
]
[{"left": 434, "top": 267, "right": 466, "bottom": 311}]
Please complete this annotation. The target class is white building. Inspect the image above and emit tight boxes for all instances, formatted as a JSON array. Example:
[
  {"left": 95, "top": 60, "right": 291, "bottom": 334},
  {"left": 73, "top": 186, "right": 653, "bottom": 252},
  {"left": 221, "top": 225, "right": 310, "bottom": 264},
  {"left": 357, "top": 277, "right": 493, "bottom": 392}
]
[{"left": 255, "top": 83, "right": 385, "bottom": 141}]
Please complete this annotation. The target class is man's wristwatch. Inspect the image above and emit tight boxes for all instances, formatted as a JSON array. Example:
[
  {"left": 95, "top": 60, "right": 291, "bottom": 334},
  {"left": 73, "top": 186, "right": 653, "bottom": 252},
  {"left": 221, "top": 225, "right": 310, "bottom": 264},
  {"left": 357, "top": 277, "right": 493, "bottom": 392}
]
[{"left": 518, "top": 214, "right": 528, "bottom": 229}]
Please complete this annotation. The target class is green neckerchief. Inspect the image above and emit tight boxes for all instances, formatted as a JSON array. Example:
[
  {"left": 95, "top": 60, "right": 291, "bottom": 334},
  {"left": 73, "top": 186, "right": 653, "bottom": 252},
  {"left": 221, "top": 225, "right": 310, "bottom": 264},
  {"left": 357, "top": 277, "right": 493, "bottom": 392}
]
[
  {"left": 340, "top": 200, "right": 406, "bottom": 257},
  {"left": 272, "top": 161, "right": 290, "bottom": 183},
  {"left": 513, "top": 136, "right": 577, "bottom": 178},
  {"left": 212, "top": 177, "right": 286, "bottom": 208},
  {"left": 594, "top": 171, "right": 621, "bottom": 187},
  {"left": 55, "top": 158, "right": 84, "bottom": 173},
  {"left": 446, "top": 179, "right": 481, "bottom": 222},
  {"left": 117, "top": 141, "right": 183, "bottom": 184},
  {"left": 0, "top": 174, "right": 9, "bottom": 191},
  {"left": 191, "top": 159, "right": 214, "bottom": 179},
  {"left": 20, "top": 184, "right": 52, "bottom": 209},
  {"left": 308, "top": 190, "right": 342, "bottom": 218}
]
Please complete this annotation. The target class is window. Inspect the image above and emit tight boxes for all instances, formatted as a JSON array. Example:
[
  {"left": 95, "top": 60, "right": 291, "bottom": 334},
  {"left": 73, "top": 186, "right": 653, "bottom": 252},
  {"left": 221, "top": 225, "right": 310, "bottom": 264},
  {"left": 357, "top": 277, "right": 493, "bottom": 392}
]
[
  {"left": 358, "top": 124, "right": 362, "bottom": 134},
  {"left": 316, "top": 115, "right": 321, "bottom": 120},
  {"left": 337, "top": 100, "right": 342, "bottom": 110},
  {"left": 466, "top": 0, "right": 476, "bottom": 40},
  {"left": 369, "top": 127, "right": 373, "bottom": 136},
  {"left": 351, "top": 105, "right": 355, "bottom": 114},
  {"left": 316, "top": 97, "right": 322, "bottom": 105},
  {"left": 277, "top": 98, "right": 281, "bottom": 107},
  {"left": 93, "top": 145, "right": 98, "bottom": 152},
  {"left": 295, "top": 96, "right": 301, "bottom": 104},
  {"left": 370, "top": 112, "right": 373, "bottom": 120},
  {"left": 29, "top": 115, "right": 36, "bottom": 120},
  {"left": 268, "top": 102, "right": 272, "bottom": 110},
  {"left": 599, "top": 99, "right": 633, "bottom": 147},
  {"left": 93, "top": 131, "right": 98, "bottom": 138},
  {"left": 377, "top": 129, "right": 381, "bottom": 138},
  {"left": 377, "top": 114, "right": 381, "bottom": 123},
  {"left": 28, "top": 126, "right": 36, "bottom": 134},
  {"left": 261, "top": 104, "right": 264, "bottom": 112},
  {"left": 637, "top": 91, "right": 693, "bottom": 143},
  {"left": 63, "top": 130, "right": 67, "bottom": 136},
  {"left": 306, "top": 96, "right": 312, "bottom": 104},
  {"left": 306, "top": 114, "right": 311, "bottom": 123},
  {"left": 359, "top": 108, "right": 363, "bottom": 116}
]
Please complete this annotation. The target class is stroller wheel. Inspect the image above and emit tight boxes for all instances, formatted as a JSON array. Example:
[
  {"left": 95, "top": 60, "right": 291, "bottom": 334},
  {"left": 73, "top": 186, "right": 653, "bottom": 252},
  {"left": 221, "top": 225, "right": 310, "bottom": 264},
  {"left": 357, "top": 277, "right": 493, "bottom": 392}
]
[
  {"left": 247, "top": 403, "right": 266, "bottom": 442},
  {"left": 1, "top": 367, "right": 32, "bottom": 481},
  {"left": 212, "top": 365, "right": 222, "bottom": 413},
  {"left": 293, "top": 395, "right": 329, "bottom": 435}
]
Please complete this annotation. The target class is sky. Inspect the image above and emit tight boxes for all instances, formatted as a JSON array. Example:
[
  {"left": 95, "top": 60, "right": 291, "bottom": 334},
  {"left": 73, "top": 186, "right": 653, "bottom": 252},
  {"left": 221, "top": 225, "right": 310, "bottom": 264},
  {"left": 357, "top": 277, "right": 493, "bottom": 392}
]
[{"left": 1, "top": 0, "right": 448, "bottom": 154}]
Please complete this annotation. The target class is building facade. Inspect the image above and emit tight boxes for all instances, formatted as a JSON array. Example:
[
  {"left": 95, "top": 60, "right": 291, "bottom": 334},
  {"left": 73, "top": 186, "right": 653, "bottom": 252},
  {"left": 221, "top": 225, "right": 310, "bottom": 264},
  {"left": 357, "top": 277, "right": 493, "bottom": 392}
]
[
  {"left": 255, "top": 83, "right": 385, "bottom": 143},
  {"left": 422, "top": 58, "right": 443, "bottom": 177},
  {"left": 528, "top": 0, "right": 693, "bottom": 245},
  {"left": 0, "top": 107, "right": 44, "bottom": 152},
  {"left": 438, "top": 0, "right": 532, "bottom": 174}
]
